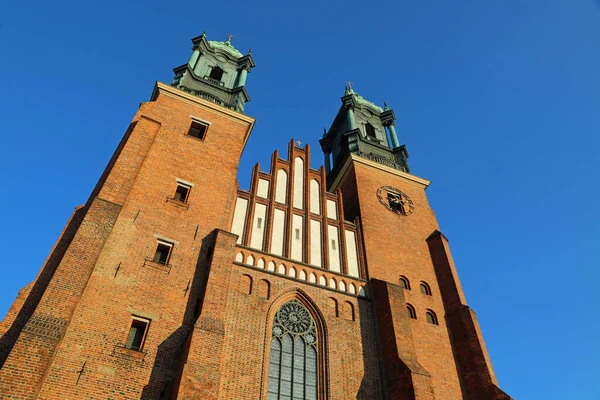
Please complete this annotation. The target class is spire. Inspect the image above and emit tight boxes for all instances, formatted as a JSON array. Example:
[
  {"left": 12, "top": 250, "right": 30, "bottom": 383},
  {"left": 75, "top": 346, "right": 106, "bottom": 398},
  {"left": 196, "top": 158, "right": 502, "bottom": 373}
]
[{"left": 171, "top": 32, "right": 256, "bottom": 114}]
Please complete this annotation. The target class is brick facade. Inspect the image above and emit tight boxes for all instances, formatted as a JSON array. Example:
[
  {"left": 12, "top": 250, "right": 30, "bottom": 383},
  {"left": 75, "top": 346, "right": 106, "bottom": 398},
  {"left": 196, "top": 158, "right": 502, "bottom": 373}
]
[{"left": 0, "top": 79, "right": 510, "bottom": 399}]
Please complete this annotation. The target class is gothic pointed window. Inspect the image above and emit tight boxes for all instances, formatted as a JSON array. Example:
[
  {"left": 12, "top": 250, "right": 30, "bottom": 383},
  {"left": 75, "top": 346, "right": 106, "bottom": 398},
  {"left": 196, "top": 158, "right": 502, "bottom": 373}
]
[{"left": 268, "top": 300, "right": 318, "bottom": 400}]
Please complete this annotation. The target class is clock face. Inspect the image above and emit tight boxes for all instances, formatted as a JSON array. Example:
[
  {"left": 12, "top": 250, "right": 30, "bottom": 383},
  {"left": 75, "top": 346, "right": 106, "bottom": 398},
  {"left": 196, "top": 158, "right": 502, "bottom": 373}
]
[{"left": 377, "top": 186, "right": 414, "bottom": 216}]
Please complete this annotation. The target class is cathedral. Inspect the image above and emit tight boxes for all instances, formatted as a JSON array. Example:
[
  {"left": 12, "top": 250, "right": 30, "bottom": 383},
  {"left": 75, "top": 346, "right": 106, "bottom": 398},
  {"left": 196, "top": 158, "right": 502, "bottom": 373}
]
[{"left": 0, "top": 33, "right": 511, "bottom": 399}]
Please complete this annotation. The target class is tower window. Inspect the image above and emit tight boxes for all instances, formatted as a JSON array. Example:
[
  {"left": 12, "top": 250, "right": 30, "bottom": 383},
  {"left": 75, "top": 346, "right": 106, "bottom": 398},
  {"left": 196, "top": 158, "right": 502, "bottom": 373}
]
[
  {"left": 125, "top": 317, "right": 150, "bottom": 351},
  {"left": 331, "top": 239, "right": 337, "bottom": 250},
  {"left": 407, "top": 304, "right": 416, "bottom": 320},
  {"left": 399, "top": 275, "right": 411, "bottom": 290},
  {"left": 295, "top": 228, "right": 301, "bottom": 240},
  {"left": 209, "top": 66, "right": 224, "bottom": 81},
  {"left": 174, "top": 183, "right": 191, "bottom": 202},
  {"left": 365, "top": 123, "right": 377, "bottom": 139},
  {"left": 257, "top": 218, "right": 263, "bottom": 229},
  {"left": 188, "top": 120, "right": 208, "bottom": 140},
  {"left": 420, "top": 282, "right": 432, "bottom": 296},
  {"left": 154, "top": 241, "right": 173, "bottom": 265},
  {"left": 426, "top": 310, "right": 438, "bottom": 325}
]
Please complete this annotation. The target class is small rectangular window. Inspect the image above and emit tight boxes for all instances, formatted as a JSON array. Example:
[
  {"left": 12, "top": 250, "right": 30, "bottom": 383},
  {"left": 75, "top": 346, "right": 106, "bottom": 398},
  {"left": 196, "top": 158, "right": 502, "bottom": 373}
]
[
  {"left": 174, "top": 183, "right": 191, "bottom": 202},
  {"left": 188, "top": 120, "right": 208, "bottom": 140},
  {"left": 295, "top": 229, "right": 300, "bottom": 240},
  {"left": 154, "top": 241, "right": 173, "bottom": 265},
  {"left": 331, "top": 239, "right": 337, "bottom": 250},
  {"left": 257, "top": 218, "right": 263, "bottom": 229},
  {"left": 125, "top": 317, "right": 150, "bottom": 351}
]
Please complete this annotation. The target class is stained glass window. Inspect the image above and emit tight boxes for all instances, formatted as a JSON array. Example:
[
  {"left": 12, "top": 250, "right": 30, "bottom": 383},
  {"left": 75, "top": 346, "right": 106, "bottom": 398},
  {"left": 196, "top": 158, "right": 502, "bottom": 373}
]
[{"left": 267, "top": 301, "right": 318, "bottom": 400}]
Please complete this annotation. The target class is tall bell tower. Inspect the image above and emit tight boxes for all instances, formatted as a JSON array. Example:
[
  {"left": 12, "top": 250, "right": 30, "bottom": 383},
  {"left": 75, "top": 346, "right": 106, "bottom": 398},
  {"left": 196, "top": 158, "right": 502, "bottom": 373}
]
[
  {"left": 0, "top": 33, "right": 256, "bottom": 399},
  {"left": 320, "top": 85, "right": 511, "bottom": 399},
  {"left": 172, "top": 32, "right": 255, "bottom": 113}
]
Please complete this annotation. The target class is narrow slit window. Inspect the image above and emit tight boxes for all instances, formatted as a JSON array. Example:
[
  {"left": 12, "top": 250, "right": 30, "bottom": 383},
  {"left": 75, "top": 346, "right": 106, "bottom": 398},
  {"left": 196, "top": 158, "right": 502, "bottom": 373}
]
[
  {"left": 125, "top": 317, "right": 150, "bottom": 351},
  {"left": 295, "top": 228, "right": 300, "bottom": 240},
  {"left": 257, "top": 218, "right": 263, "bottom": 229},
  {"left": 420, "top": 282, "right": 432, "bottom": 296},
  {"left": 154, "top": 241, "right": 173, "bottom": 265},
  {"left": 407, "top": 304, "right": 417, "bottom": 320},
  {"left": 399, "top": 275, "right": 411, "bottom": 290},
  {"left": 331, "top": 239, "right": 336, "bottom": 250},
  {"left": 188, "top": 120, "right": 208, "bottom": 140},
  {"left": 426, "top": 310, "right": 439, "bottom": 325},
  {"left": 174, "top": 183, "right": 191, "bottom": 202}
]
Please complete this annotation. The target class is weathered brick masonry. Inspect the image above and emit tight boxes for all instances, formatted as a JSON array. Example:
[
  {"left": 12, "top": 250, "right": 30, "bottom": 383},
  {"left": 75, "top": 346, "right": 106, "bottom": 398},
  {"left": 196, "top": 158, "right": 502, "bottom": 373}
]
[{"left": 0, "top": 35, "right": 511, "bottom": 399}]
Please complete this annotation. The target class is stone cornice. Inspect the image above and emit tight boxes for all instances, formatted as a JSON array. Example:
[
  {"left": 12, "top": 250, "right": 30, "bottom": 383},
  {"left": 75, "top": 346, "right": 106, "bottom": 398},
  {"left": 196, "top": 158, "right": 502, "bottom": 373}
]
[
  {"left": 151, "top": 81, "right": 255, "bottom": 150},
  {"left": 329, "top": 154, "right": 431, "bottom": 192}
]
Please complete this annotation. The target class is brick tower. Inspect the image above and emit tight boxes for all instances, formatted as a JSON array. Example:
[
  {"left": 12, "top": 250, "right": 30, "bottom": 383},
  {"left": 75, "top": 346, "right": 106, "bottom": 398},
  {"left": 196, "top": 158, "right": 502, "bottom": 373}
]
[{"left": 0, "top": 34, "right": 510, "bottom": 400}]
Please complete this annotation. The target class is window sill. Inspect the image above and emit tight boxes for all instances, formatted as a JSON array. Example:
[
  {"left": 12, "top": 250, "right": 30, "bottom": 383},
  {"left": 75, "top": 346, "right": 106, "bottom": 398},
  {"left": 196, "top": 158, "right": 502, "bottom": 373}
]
[
  {"left": 112, "top": 345, "right": 147, "bottom": 361},
  {"left": 166, "top": 196, "right": 190, "bottom": 209},
  {"left": 143, "top": 257, "right": 172, "bottom": 274}
]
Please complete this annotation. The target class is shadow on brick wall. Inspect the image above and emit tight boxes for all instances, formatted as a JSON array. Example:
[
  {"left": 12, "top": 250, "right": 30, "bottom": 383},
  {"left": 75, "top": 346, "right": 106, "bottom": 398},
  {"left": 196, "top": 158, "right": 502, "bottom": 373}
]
[
  {"left": 140, "top": 232, "right": 216, "bottom": 400},
  {"left": 356, "top": 286, "right": 386, "bottom": 399}
]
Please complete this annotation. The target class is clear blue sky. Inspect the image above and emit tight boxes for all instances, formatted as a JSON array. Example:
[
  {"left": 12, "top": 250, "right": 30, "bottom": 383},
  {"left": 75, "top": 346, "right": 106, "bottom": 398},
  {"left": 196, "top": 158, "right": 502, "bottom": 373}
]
[{"left": 1, "top": 1, "right": 599, "bottom": 398}]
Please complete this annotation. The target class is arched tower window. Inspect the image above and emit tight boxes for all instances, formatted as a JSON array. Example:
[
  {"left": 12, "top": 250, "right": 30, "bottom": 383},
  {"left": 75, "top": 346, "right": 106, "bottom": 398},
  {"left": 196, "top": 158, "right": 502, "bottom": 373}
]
[
  {"left": 407, "top": 304, "right": 417, "bottom": 319},
  {"left": 420, "top": 281, "right": 432, "bottom": 296},
  {"left": 209, "top": 66, "right": 224, "bottom": 81},
  {"left": 426, "top": 310, "right": 438, "bottom": 325},
  {"left": 399, "top": 275, "right": 411, "bottom": 290},
  {"left": 268, "top": 300, "right": 318, "bottom": 399},
  {"left": 365, "top": 123, "right": 377, "bottom": 139}
]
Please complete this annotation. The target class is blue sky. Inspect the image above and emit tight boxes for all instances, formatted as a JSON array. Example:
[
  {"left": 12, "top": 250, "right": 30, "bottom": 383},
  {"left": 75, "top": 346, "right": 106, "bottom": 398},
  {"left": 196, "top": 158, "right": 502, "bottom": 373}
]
[{"left": 1, "top": 1, "right": 599, "bottom": 398}]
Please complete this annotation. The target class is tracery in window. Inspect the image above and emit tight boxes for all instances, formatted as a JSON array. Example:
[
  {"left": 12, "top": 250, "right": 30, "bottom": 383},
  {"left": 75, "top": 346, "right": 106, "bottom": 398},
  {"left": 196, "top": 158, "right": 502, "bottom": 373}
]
[{"left": 268, "top": 300, "right": 318, "bottom": 400}]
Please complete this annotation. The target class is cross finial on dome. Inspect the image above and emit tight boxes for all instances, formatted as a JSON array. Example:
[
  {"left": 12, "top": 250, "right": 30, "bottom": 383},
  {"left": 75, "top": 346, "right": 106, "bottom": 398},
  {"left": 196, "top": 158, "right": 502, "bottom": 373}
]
[{"left": 345, "top": 81, "right": 355, "bottom": 94}]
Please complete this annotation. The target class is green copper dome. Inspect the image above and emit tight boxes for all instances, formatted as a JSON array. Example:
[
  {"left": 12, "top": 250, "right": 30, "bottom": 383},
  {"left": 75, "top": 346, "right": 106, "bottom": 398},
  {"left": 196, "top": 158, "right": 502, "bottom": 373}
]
[
  {"left": 207, "top": 40, "right": 243, "bottom": 58},
  {"left": 353, "top": 93, "right": 383, "bottom": 113}
]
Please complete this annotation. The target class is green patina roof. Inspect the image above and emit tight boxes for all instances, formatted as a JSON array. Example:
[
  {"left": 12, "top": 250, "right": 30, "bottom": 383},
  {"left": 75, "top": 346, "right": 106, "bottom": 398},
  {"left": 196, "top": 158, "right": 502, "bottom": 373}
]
[
  {"left": 353, "top": 93, "right": 383, "bottom": 113},
  {"left": 208, "top": 40, "right": 243, "bottom": 58}
]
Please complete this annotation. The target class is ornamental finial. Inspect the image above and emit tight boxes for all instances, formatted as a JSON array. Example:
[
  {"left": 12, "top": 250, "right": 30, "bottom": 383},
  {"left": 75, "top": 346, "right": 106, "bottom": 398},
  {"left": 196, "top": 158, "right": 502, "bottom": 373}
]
[
  {"left": 226, "top": 33, "right": 235, "bottom": 43},
  {"left": 384, "top": 101, "right": 390, "bottom": 111},
  {"left": 345, "top": 81, "right": 354, "bottom": 94}
]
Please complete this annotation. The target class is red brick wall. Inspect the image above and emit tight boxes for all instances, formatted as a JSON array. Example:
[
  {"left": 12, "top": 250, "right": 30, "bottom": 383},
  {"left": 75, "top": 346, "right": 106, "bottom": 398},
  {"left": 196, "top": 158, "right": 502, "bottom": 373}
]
[
  {"left": 0, "top": 85, "right": 254, "bottom": 399},
  {"left": 177, "top": 242, "right": 383, "bottom": 399},
  {"left": 339, "top": 160, "right": 465, "bottom": 399}
]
